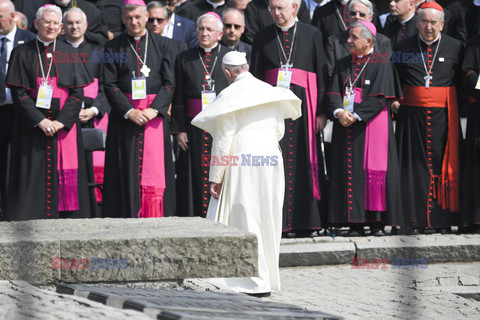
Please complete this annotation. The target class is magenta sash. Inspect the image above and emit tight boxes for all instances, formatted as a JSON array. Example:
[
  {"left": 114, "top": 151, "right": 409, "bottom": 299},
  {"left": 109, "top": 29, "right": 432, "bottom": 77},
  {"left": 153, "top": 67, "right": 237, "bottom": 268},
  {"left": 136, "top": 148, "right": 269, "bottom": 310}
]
[
  {"left": 30, "top": 77, "right": 79, "bottom": 212},
  {"left": 93, "top": 114, "right": 108, "bottom": 203},
  {"left": 186, "top": 98, "right": 202, "bottom": 119},
  {"left": 265, "top": 68, "right": 321, "bottom": 200},
  {"left": 360, "top": 89, "right": 388, "bottom": 212},
  {"left": 125, "top": 94, "right": 166, "bottom": 218},
  {"left": 83, "top": 78, "right": 107, "bottom": 203}
]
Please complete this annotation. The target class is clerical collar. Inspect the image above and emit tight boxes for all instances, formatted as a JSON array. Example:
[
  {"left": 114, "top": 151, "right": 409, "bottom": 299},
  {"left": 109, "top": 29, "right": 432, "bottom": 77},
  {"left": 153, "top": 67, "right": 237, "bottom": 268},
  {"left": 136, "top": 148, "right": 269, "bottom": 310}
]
[
  {"left": 206, "top": 0, "right": 225, "bottom": 9},
  {"left": 200, "top": 43, "right": 219, "bottom": 53},
  {"left": 129, "top": 30, "right": 147, "bottom": 41},
  {"left": 66, "top": 39, "right": 82, "bottom": 48},
  {"left": 399, "top": 12, "right": 415, "bottom": 25},
  {"left": 419, "top": 33, "right": 440, "bottom": 46},
  {"left": 234, "top": 72, "right": 251, "bottom": 83},
  {"left": 276, "top": 21, "right": 295, "bottom": 32},
  {"left": 340, "top": 0, "right": 348, "bottom": 5},
  {"left": 474, "top": 0, "right": 480, "bottom": 6},
  {"left": 355, "top": 47, "right": 374, "bottom": 59},
  {"left": 37, "top": 36, "right": 53, "bottom": 47}
]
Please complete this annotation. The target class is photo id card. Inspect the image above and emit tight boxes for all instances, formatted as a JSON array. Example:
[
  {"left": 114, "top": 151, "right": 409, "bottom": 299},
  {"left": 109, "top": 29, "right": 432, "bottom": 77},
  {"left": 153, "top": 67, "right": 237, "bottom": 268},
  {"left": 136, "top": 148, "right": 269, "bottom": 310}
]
[
  {"left": 36, "top": 84, "right": 53, "bottom": 109},
  {"left": 131, "top": 77, "right": 146, "bottom": 100},
  {"left": 343, "top": 92, "right": 355, "bottom": 113},
  {"left": 201, "top": 90, "right": 216, "bottom": 110},
  {"left": 276, "top": 69, "right": 292, "bottom": 89}
]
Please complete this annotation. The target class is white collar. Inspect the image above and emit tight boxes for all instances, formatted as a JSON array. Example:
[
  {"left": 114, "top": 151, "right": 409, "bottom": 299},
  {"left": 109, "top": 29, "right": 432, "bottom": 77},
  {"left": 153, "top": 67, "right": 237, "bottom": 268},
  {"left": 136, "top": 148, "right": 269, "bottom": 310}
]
[
  {"left": 200, "top": 43, "right": 218, "bottom": 52},
  {"left": 234, "top": 71, "right": 251, "bottom": 82},
  {"left": 356, "top": 47, "right": 374, "bottom": 58},
  {"left": 340, "top": 0, "right": 348, "bottom": 5},
  {"left": 206, "top": 0, "right": 224, "bottom": 9},
  {"left": 36, "top": 36, "right": 53, "bottom": 47},
  {"left": 66, "top": 39, "right": 82, "bottom": 48},
  {"left": 276, "top": 21, "right": 295, "bottom": 32},
  {"left": 129, "top": 29, "right": 147, "bottom": 41},
  {"left": 399, "top": 12, "right": 415, "bottom": 25},
  {"left": 419, "top": 33, "right": 441, "bottom": 46}
]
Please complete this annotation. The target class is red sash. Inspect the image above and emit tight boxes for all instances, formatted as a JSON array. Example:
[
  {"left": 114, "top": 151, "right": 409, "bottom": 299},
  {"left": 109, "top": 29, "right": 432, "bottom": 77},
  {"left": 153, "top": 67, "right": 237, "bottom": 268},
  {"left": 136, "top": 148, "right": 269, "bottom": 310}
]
[
  {"left": 125, "top": 94, "right": 166, "bottom": 218},
  {"left": 264, "top": 68, "right": 321, "bottom": 200},
  {"left": 402, "top": 85, "right": 460, "bottom": 212}
]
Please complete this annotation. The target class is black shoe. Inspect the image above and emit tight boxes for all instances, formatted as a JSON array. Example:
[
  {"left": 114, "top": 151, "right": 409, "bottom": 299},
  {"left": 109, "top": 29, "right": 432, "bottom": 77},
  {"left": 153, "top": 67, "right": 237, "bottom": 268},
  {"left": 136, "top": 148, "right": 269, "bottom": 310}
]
[
  {"left": 245, "top": 292, "right": 271, "bottom": 298},
  {"left": 390, "top": 227, "right": 399, "bottom": 235},
  {"left": 282, "top": 231, "right": 296, "bottom": 238},
  {"left": 295, "top": 230, "right": 319, "bottom": 238},
  {"left": 371, "top": 228, "right": 385, "bottom": 236},
  {"left": 437, "top": 227, "right": 451, "bottom": 235},
  {"left": 347, "top": 229, "right": 365, "bottom": 237},
  {"left": 409, "top": 227, "right": 424, "bottom": 235}
]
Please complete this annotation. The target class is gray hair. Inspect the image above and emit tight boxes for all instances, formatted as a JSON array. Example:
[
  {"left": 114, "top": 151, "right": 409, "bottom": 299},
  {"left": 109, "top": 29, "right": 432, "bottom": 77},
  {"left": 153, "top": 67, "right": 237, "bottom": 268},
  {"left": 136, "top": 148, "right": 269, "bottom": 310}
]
[
  {"left": 350, "top": 21, "right": 375, "bottom": 40},
  {"left": 197, "top": 13, "right": 223, "bottom": 32},
  {"left": 36, "top": 4, "right": 63, "bottom": 22},
  {"left": 348, "top": 0, "right": 374, "bottom": 17},
  {"left": 417, "top": 7, "right": 444, "bottom": 23},
  {"left": 63, "top": 7, "right": 87, "bottom": 23},
  {"left": 122, "top": 4, "right": 148, "bottom": 15},
  {"left": 222, "top": 63, "right": 248, "bottom": 75},
  {"left": 16, "top": 12, "right": 28, "bottom": 29},
  {"left": 147, "top": 1, "right": 171, "bottom": 19},
  {"left": 222, "top": 7, "right": 245, "bottom": 25}
]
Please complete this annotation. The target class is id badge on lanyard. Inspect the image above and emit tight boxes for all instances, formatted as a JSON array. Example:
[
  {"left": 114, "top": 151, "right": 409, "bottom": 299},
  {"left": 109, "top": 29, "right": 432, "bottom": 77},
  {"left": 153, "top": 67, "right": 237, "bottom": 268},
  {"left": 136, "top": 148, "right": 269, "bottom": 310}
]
[
  {"left": 343, "top": 87, "right": 355, "bottom": 113},
  {"left": 131, "top": 77, "right": 147, "bottom": 100},
  {"left": 277, "top": 65, "right": 292, "bottom": 89},
  {"left": 201, "top": 90, "right": 216, "bottom": 109},
  {"left": 36, "top": 83, "right": 53, "bottom": 109}
]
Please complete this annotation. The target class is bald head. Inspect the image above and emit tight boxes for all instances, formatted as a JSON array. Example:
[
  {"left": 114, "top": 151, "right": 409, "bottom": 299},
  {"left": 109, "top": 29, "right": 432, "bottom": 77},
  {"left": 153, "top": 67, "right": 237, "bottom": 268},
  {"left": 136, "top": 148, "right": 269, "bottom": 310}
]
[{"left": 0, "top": 0, "right": 16, "bottom": 35}]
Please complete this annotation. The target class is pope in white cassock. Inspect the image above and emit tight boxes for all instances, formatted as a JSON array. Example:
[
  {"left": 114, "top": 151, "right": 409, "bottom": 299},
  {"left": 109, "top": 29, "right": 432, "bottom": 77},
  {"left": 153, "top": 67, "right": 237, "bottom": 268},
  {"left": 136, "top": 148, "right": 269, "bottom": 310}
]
[{"left": 192, "top": 51, "right": 301, "bottom": 296}]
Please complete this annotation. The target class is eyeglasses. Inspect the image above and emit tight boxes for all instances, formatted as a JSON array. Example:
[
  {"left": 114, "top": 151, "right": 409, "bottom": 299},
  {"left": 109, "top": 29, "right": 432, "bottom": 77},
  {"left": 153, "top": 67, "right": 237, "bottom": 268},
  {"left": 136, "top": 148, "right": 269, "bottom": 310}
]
[
  {"left": 350, "top": 10, "right": 367, "bottom": 18},
  {"left": 197, "top": 26, "right": 218, "bottom": 33},
  {"left": 148, "top": 17, "right": 166, "bottom": 24},
  {"left": 224, "top": 23, "right": 242, "bottom": 30},
  {"left": 41, "top": 19, "right": 61, "bottom": 27}
]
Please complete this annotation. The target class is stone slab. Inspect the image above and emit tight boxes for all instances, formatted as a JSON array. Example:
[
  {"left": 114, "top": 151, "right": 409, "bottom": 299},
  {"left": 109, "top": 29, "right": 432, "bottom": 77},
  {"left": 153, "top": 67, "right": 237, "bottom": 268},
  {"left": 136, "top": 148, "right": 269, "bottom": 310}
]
[
  {"left": 57, "top": 284, "right": 343, "bottom": 320},
  {"left": 354, "top": 235, "right": 480, "bottom": 264},
  {"left": 280, "top": 242, "right": 356, "bottom": 267},
  {"left": 0, "top": 218, "right": 258, "bottom": 285}
]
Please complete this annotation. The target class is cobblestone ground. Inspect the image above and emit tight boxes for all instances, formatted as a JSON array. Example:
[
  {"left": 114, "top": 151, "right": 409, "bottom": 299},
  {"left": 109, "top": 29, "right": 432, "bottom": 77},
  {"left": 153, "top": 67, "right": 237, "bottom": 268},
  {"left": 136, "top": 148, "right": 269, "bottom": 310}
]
[
  {"left": 261, "top": 263, "right": 480, "bottom": 319},
  {"left": 187, "top": 263, "right": 480, "bottom": 320}
]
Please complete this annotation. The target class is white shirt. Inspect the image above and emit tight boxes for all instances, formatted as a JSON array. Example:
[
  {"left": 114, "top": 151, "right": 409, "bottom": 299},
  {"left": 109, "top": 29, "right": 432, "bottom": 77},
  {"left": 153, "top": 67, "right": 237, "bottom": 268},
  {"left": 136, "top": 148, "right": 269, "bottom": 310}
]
[{"left": 162, "top": 13, "right": 175, "bottom": 39}]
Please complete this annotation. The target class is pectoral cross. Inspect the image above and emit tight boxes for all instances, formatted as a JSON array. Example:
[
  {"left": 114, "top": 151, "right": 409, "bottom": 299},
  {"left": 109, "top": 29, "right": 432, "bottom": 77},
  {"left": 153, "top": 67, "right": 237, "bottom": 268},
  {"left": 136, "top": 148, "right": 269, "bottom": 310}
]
[
  {"left": 140, "top": 64, "right": 150, "bottom": 78},
  {"left": 424, "top": 75, "right": 432, "bottom": 88}
]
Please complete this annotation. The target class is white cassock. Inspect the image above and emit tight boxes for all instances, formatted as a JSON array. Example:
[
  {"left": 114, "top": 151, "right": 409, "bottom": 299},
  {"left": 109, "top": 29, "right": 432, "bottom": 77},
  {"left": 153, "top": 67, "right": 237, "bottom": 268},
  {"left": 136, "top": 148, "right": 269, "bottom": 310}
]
[{"left": 192, "top": 72, "right": 301, "bottom": 293}]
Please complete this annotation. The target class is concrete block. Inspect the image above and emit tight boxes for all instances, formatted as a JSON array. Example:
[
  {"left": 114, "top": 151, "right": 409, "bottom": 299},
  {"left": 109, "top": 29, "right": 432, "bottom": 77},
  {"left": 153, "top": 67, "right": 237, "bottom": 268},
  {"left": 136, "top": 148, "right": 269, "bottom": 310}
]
[
  {"left": 0, "top": 218, "right": 258, "bottom": 285},
  {"left": 280, "top": 242, "right": 356, "bottom": 267}
]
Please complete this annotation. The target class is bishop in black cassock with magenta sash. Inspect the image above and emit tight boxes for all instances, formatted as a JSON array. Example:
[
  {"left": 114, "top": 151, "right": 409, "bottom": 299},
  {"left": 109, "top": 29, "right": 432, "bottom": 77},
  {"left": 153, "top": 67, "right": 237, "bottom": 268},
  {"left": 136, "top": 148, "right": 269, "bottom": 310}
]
[
  {"left": 172, "top": 12, "right": 230, "bottom": 217},
  {"left": 393, "top": 2, "right": 463, "bottom": 233},
  {"left": 251, "top": 0, "right": 327, "bottom": 235},
  {"left": 5, "top": 4, "right": 92, "bottom": 220},
  {"left": 102, "top": 0, "right": 176, "bottom": 218},
  {"left": 327, "top": 21, "right": 404, "bottom": 235}
]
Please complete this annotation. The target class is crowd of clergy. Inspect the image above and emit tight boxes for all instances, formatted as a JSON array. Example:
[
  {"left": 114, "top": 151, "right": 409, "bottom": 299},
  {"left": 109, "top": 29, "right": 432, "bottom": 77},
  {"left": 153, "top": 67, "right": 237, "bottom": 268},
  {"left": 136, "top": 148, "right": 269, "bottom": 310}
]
[{"left": 1, "top": 0, "right": 480, "bottom": 238}]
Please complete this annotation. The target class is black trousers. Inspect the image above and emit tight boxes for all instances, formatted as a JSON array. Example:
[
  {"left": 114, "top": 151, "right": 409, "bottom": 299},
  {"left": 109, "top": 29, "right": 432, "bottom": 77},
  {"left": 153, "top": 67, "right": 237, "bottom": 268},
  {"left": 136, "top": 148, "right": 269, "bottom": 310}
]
[{"left": 0, "top": 104, "right": 14, "bottom": 219}]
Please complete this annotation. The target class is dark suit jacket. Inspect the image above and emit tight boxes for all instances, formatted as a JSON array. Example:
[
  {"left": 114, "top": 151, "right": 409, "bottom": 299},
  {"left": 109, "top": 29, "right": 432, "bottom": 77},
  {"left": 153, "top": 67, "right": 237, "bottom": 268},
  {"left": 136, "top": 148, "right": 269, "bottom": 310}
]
[
  {"left": 172, "top": 14, "right": 198, "bottom": 49},
  {"left": 12, "top": 28, "right": 36, "bottom": 49},
  {"left": 220, "top": 40, "right": 252, "bottom": 64}
]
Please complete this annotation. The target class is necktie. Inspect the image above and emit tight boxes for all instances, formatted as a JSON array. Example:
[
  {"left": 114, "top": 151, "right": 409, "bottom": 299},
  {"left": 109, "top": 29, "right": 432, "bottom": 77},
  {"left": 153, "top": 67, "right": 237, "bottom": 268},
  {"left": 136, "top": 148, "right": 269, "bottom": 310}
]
[{"left": 0, "top": 37, "right": 8, "bottom": 105}]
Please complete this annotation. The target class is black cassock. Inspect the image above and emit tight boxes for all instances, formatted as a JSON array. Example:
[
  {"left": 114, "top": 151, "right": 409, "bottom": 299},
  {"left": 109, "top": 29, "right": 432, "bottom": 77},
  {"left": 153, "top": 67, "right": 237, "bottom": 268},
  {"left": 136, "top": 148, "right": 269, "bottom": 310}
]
[
  {"left": 5, "top": 39, "right": 92, "bottom": 220},
  {"left": 326, "top": 54, "right": 403, "bottom": 226},
  {"left": 66, "top": 40, "right": 110, "bottom": 217},
  {"left": 102, "top": 31, "right": 176, "bottom": 218},
  {"left": 460, "top": 35, "right": 480, "bottom": 228},
  {"left": 171, "top": 44, "right": 230, "bottom": 217},
  {"left": 251, "top": 22, "right": 327, "bottom": 232},
  {"left": 242, "top": 0, "right": 310, "bottom": 45},
  {"left": 394, "top": 34, "right": 463, "bottom": 229}
]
